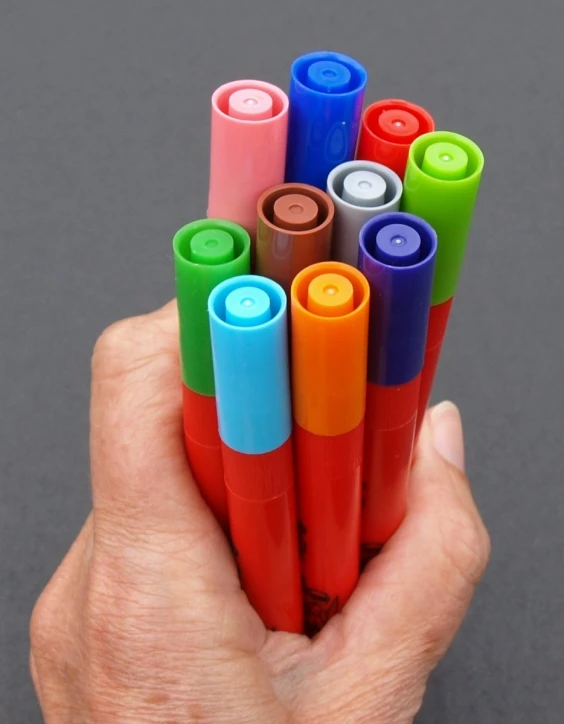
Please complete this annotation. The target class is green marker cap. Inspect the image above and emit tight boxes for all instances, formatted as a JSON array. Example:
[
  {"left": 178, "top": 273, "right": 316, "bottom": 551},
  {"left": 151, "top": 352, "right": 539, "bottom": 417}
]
[
  {"left": 173, "top": 219, "right": 251, "bottom": 395},
  {"left": 402, "top": 131, "right": 484, "bottom": 305}
]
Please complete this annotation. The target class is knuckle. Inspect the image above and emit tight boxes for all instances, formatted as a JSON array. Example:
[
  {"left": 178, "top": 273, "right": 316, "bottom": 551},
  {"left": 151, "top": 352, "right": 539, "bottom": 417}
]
[
  {"left": 30, "top": 589, "right": 66, "bottom": 663},
  {"left": 440, "top": 505, "right": 490, "bottom": 590},
  {"left": 29, "top": 596, "right": 48, "bottom": 654},
  {"left": 92, "top": 318, "right": 143, "bottom": 380},
  {"left": 91, "top": 314, "right": 176, "bottom": 388}
]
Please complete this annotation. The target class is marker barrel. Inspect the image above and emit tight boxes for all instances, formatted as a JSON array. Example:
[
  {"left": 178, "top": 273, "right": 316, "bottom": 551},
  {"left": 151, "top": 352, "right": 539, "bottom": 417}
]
[
  {"left": 256, "top": 183, "right": 335, "bottom": 293},
  {"left": 415, "top": 298, "right": 453, "bottom": 435},
  {"left": 285, "top": 51, "right": 367, "bottom": 189},
  {"left": 356, "top": 99, "right": 435, "bottom": 179},
  {"left": 209, "top": 276, "right": 303, "bottom": 633},
  {"left": 326, "top": 160, "right": 403, "bottom": 267},
  {"left": 402, "top": 132, "right": 484, "bottom": 424},
  {"left": 291, "top": 262, "right": 370, "bottom": 635},
  {"left": 207, "top": 80, "right": 289, "bottom": 239},
  {"left": 359, "top": 213, "right": 437, "bottom": 561},
  {"left": 173, "top": 220, "right": 251, "bottom": 530}
]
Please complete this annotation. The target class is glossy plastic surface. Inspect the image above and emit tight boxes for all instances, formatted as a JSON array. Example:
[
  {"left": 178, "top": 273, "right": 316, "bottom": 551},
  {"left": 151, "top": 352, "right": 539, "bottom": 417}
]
[
  {"left": 359, "top": 212, "right": 437, "bottom": 386},
  {"left": 285, "top": 51, "right": 367, "bottom": 189},
  {"left": 356, "top": 99, "right": 435, "bottom": 178},
  {"left": 173, "top": 219, "right": 250, "bottom": 396},
  {"left": 182, "top": 385, "right": 227, "bottom": 531},
  {"left": 207, "top": 80, "right": 289, "bottom": 238},
  {"left": 361, "top": 377, "right": 420, "bottom": 563},
  {"left": 295, "top": 422, "right": 363, "bottom": 635},
  {"left": 327, "top": 160, "right": 402, "bottom": 267},
  {"left": 402, "top": 131, "right": 484, "bottom": 305},
  {"left": 415, "top": 297, "right": 453, "bottom": 435},
  {"left": 256, "top": 184, "right": 334, "bottom": 293},
  {"left": 291, "top": 262, "right": 370, "bottom": 435},
  {"left": 291, "top": 261, "right": 369, "bottom": 633},
  {"left": 209, "top": 275, "right": 291, "bottom": 455},
  {"left": 223, "top": 439, "right": 303, "bottom": 633}
]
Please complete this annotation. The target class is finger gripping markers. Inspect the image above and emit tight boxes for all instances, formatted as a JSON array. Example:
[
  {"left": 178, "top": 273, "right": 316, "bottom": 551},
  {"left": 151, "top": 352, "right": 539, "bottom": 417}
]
[
  {"left": 401, "top": 131, "right": 484, "bottom": 429},
  {"left": 291, "top": 262, "right": 370, "bottom": 635},
  {"left": 285, "top": 51, "right": 368, "bottom": 189},
  {"left": 173, "top": 220, "right": 251, "bottom": 532},
  {"left": 256, "top": 183, "right": 335, "bottom": 293},
  {"left": 209, "top": 276, "right": 303, "bottom": 634},
  {"left": 359, "top": 213, "right": 437, "bottom": 562},
  {"left": 357, "top": 99, "right": 435, "bottom": 179},
  {"left": 326, "top": 160, "right": 403, "bottom": 267},
  {"left": 208, "top": 81, "right": 289, "bottom": 239}
]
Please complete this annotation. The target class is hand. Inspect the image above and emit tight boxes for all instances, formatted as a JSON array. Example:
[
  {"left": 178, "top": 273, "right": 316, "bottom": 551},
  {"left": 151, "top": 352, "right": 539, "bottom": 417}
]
[{"left": 30, "top": 301, "right": 490, "bottom": 723}]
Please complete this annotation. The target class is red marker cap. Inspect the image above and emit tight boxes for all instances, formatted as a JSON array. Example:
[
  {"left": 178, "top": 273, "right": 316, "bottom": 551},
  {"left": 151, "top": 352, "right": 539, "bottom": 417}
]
[{"left": 356, "top": 99, "right": 435, "bottom": 179}]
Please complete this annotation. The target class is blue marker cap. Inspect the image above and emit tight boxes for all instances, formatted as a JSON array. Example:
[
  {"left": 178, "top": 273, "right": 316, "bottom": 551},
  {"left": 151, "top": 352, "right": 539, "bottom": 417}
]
[
  {"left": 359, "top": 212, "right": 437, "bottom": 386},
  {"left": 285, "top": 51, "right": 368, "bottom": 190},
  {"left": 209, "top": 275, "right": 292, "bottom": 455}
]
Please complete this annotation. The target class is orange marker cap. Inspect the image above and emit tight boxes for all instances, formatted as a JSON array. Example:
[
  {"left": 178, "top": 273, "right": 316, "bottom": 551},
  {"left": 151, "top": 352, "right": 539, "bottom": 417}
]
[{"left": 291, "top": 261, "right": 370, "bottom": 436}]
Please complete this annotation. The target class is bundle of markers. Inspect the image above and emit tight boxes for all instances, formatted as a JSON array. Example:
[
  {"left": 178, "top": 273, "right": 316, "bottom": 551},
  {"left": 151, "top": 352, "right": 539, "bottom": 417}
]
[{"left": 173, "top": 51, "right": 484, "bottom": 637}]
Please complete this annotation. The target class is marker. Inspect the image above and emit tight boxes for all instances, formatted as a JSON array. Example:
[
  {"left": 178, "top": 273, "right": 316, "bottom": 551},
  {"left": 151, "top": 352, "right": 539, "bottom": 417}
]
[
  {"left": 291, "top": 261, "right": 369, "bottom": 635},
  {"left": 173, "top": 220, "right": 251, "bottom": 532},
  {"left": 358, "top": 213, "right": 437, "bottom": 563},
  {"left": 401, "top": 132, "right": 484, "bottom": 431},
  {"left": 256, "top": 183, "right": 335, "bottom": 293},
  {"left": 356, "top": 99, "right": 435, "bottom": 179},
  {"left": 208, "top": 275, "right": 303, "bottom": 633},
  {"left": 326, "top": 160, "right": 403, "bottom": 267},
  {"left": 207, "top": 80, "right": 289, "bottom": 241},
  {"left": 285, "top": 51, "right": 367, "bottom": 189}
]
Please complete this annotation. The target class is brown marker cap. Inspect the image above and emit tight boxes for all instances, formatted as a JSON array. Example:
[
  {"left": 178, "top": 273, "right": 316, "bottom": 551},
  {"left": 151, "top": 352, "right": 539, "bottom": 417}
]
[
  {"left": 273, "top": 193, "right": 320, "bottom": 232},
  {"left": 256, "top": 183, "right": 335, "bottom": 293}
]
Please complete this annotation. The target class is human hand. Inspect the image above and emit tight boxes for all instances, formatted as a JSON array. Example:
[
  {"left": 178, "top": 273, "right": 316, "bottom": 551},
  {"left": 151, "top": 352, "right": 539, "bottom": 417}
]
[{"left": 30, "top": 301, "right": 490, "bottom": 723}]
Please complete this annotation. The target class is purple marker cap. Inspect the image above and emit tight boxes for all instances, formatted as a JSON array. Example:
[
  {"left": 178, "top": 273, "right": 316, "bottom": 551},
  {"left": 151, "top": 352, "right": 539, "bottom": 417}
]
[{"left": 359, "top": 212, "right": 437, "bottom": 386}]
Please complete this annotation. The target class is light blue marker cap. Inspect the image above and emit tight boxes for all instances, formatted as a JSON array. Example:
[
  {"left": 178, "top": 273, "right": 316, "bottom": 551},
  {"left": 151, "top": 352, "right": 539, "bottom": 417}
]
[{"left": 208, "top": 275, "right": 292, "bottom": 455}]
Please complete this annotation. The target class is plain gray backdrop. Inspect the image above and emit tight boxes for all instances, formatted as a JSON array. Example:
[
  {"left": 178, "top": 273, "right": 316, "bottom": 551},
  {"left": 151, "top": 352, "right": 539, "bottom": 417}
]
[{"left": 1, "top": 0, "right": 563, "bottom": 721}]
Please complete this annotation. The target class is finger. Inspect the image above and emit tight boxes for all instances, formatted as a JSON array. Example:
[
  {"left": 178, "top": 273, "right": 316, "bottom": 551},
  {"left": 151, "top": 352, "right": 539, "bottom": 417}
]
[
  {"left": 425, "top": 400, "right": 465, "bottom": 471},
  {"left": 337, "top": 400, "right": 490, "bottom": 672},
  {"left": 89, "top": 300, "right": 235, "bottom": 585}
]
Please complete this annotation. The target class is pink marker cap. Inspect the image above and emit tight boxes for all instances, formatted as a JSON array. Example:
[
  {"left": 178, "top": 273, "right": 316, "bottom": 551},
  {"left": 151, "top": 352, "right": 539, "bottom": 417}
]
[{"left": 207, "top": 80, "right": 289, "bottom": 242}]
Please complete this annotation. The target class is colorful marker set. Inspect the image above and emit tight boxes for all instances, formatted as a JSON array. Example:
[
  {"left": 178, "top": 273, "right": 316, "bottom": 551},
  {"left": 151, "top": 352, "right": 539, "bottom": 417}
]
[{"left": 173, "top": 51, "right": 484, "bottom": 636}]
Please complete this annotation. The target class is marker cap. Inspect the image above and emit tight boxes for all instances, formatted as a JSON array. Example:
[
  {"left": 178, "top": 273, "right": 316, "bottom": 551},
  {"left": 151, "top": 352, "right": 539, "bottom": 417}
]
[
  {"left": 285, "top": 51, "right": 368, "bottom": 189},
  {"left": 357, "top": 99, "right": 435, "bottom": 178},
  {"left": 291, "top": 261, "right": 370, "bottom": 436},
  {"left": 359, "top": 212, "right": 437, "bottom": 386},
  {"left": 173, "top": 219, "right": 251, "bottom": 396},
  {"left": 209, "top": 275, "right": 292, "bottom": 455},
  {"left": 207, "top": 80, "right": 289, "bottom": 238},
  {"left": 402, "top": 131, "right": 485, "bottom": 305},
  {"left": 256, "top": 183, "right": 335, "bottom": 293},
  {"left": 326, "top": 160, "right": 403, "bottom": 267}
]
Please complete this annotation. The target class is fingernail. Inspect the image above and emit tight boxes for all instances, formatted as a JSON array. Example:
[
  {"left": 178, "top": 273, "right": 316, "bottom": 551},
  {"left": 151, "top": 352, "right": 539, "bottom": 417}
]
[{"left": 430, "top": 401, "right": 465, "bottom": 472}]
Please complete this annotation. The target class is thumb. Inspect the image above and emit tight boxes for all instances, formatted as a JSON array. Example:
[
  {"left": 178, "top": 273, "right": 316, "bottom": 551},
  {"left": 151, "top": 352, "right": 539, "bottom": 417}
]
[{"left": 338, "top": 401, "right": 491, "bottom": 676}]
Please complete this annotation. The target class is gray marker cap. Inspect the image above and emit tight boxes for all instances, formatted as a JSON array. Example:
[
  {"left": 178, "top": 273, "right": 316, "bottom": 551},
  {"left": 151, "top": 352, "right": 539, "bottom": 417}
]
[{"left": 327, "top": 160, "right": 403, "bottom": 267}]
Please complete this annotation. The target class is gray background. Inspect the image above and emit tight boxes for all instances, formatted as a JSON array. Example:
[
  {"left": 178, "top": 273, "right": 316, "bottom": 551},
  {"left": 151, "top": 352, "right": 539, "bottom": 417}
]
[{"left": 1, "top": 0, "right": 563, "bottom": 721}]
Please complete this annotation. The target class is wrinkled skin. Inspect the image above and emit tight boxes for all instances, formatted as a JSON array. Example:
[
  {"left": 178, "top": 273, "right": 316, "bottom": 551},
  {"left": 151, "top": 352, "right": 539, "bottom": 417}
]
[{"left": 30, "top": 301, "right": 490, "bottom": 723}]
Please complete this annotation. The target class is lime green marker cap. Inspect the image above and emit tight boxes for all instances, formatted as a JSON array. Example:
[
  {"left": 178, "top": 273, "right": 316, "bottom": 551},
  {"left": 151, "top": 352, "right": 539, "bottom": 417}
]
[
  {"left": 173, "top": 219, "right": 251, "bottom": 395},
  {"left": 402, "top": 131, "right": 484, "bottom": 306}
]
